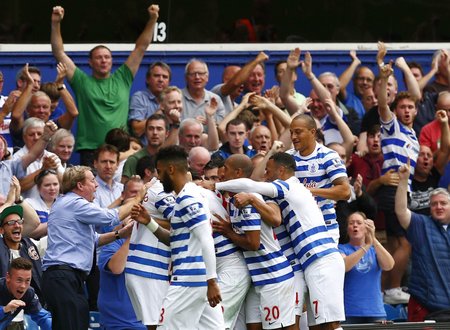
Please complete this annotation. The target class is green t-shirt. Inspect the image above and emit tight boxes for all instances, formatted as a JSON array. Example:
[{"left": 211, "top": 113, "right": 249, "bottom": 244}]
[
  {"left": 122, "top": 148, "right": 152, "bottom": 179},
  {"left": 70, "top": 64, "right": 133, "bottom": 150}
]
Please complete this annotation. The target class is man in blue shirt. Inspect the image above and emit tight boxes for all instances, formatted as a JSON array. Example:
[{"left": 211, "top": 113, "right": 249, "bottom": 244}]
[
  {"left": 0, "top": 257, "right": 51, "bottom": 330},
  {"left": 395, "top": 161, "right": 450, "bottom": 321},
  {"left": 42, "top": 165, "right": 145, "bottom": 330}
]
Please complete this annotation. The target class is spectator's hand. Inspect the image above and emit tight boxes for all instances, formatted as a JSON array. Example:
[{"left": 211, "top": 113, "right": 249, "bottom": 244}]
[
  {"left": 195, "top": 115, "right": 207, "bottom": 125},
  {"left": 380, "top": 169, "right": 400, "bottom": 187},
  {"left": 323, "top": 98, "right": 338, "bottom": 120},
  {"left": 376, "top": 41, "right": 387, "bottom": 66},
  {"left": 3, "top": 299, "right": 26, "bottom": 313},
  {"left": 239, "top": 92, "right": 255, "bottom": 109},
  {"left": 22, "top": 63, "right": 34, "bottom": 87},
  {"left": 301, "top": 51, "right": 313, "bottom": 79},
  {"left": 350, "top": 50, "right": 361, "bottom": 66},
  {"left": 431, "top": 53, "right": 439, "bottom": 73},
  {"left": 397, "top": 158, "right": 411, "bottom": 183},
  {"left": 249, "top": 94, "right": 270, "bottom": 111},
  {"left": 55, "top": 62, "right": 68, "bottom": 84},
  {"left": 394, "top": 57, "right": 408, "bottom": 71},
  {"left": 436, "top": 109, "right": 448, "bottom": 125},
  {"left": 42, "top": 156, "right": 58, "bottom": 171},
  {"left": 51, "top": 6, "right": 65, "bottom": 23},
  {"left": 2, "top": 90, "right": 22, "bottom": 115},
  {"left": 148, "top": 4, "right": 159, "bottom": 21},
  {"left": 168, "top": 109, "right": 181, "bottom": 124},
  {"left": 256, "top": 51, "right": 269, "bottom": 63},
  {"left": 42, "top": 120, "right": 58, "bottom": 141},
  {"left": 118, "top": 220, "right": 135, "bottom": 238},
  {"left": 6, "top": 176, "right": 20, "bottom": 205},
  {"left": 353, "top": 174, "right": 363, "bottom": 197},
  {"left": 287, "top": 48, "right": 301, "bottom": 70},
  {"left": 264, "top": 87, "right": 278, "bottom": 105},
  {"left": 379, "top": 61, "right": 393, "bottom": 79},
  {"left": 297, "top": 97, "right": 312, "bottom": 115},
  {"left": 205, "top": 97, "right": 218, "bottom": 118},
  {"left": 364, "top": 219, "right": 376, "bottom": 246},
  {"left": 268, "top": 140, "right": 284, "bottom": 155}
]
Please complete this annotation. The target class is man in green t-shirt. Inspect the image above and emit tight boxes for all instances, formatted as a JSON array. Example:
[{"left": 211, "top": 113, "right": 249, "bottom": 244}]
[{"left": 50, "top": 4, "right": 160, "bottom": 166}]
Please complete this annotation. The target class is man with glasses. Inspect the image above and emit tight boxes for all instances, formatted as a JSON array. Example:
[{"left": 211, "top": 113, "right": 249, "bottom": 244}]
[
  {"left": 0, "top": 205, "right": 46, "bottom": 323},
  {"left": 181, "top": 59, "right": 226, "bottom": 126}
]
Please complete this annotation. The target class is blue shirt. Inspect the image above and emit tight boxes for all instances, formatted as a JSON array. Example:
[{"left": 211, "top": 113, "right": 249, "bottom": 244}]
[
  {"left": 43, "top": 192, "right": 120, "bottom": 273},
  {"left": 339, "top": 244, "right": 385, "bottom": 317},
  {"left": 0, "top": 158, "right": 25, "bottom": 197},
  {"left": 98, "top": 239, "right": 146, "bottom": 330},
  {"left": 128, "top": 89, "right": 160, "bottom": 145}
]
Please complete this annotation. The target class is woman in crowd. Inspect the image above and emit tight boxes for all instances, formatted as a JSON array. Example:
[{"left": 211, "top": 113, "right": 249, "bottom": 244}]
[
  {"left": 339, "top": 212, "right": 395, "bottom": 323},
  {"left": 47, "top": 128, "right": 75, "bottom": 169},
  {"left": 26, "top": 169, "right": 60, "bottom": 240}
]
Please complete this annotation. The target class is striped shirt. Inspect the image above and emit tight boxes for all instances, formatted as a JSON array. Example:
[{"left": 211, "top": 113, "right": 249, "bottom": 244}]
[
  {"left": 198, "top": 187, "right": 246, "bottom": 272},
  {"left": 218, "top": 177, "right": 338, "bottom": 270},
  {"left": 287, "top": 143, "right": 347, "bottom": 233},
  {"left": 229, "top": 193, "right": 294, "bottom": 286},
  {"left": 380, "top": 116, "right": 419, "bottom": 190},
  {"left": 170, "top": 182, "right": 212, "bottom": 287},
  {"left": 125, "top": 180, "right": 173, "bottom": 281}
]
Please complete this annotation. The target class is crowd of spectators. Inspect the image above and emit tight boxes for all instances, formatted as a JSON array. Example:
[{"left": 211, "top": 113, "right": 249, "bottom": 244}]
[{"left": 1, "top": 3, "right": 450, "bottom": 330}]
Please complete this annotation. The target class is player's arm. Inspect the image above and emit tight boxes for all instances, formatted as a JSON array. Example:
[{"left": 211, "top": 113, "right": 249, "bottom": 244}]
[
  {"left": 233, "top": 193, "right": 282, "bottom": 227},
  {"left": 50, "top": 6, "right": 76, "bottom": 80},
  {"left": 216, "top": 178, "right": 277, "bottom": 197},
  {"left": 394, "top": 159, "right": 412, "bottom": 230},
  {"left": 131, "top": 204, "right": 171, "bottom": 246},
  {"left": 309, "top": 176, "right": 351, "bottom": 201},
  {"left": 212, "top": 214, "right": 261, "bottom": 251},
  {"left": 125, "top": 4, "right": 159, "bottom": 76}
]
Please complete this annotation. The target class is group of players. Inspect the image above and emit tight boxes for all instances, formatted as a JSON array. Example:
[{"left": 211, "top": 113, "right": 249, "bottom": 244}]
[{"left": 125, "top": 111, "right": 348, "bottom": 330}]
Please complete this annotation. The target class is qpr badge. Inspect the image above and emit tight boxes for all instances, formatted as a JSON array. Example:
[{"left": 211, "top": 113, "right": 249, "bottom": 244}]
[
  {"left": 28, "top": 246, "right": 40, "bottom": 260},
  {"left": 309, "top": 162, "right": 318, "bottom": 173}
]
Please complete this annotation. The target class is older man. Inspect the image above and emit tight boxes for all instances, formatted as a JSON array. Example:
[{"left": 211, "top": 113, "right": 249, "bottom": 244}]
[
  {"left": 42, "top": 165, "right": 145, "bottom": 330},
  {"left": 188, "top": 146, "right": 211, "bottom": 176},
  {"left": 181, "top": 59, "right": 225, "bottom": 125},
  {"left": 395, "top": 161, "right": 450, "bottom": 321}
]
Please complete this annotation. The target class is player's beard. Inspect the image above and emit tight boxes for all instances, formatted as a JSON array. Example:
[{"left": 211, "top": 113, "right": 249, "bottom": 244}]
[{"left": 161, "top": 172, "right": 174, "bottom": 193}]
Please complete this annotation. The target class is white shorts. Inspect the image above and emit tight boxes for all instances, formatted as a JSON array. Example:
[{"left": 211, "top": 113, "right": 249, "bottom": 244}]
[
  {"left": 125, "top": 273, "right": 169, "bottom": 325},
  {"left": 157, "top": 285, "right": 224, "bottom": 330},
  {"left": 294, "top": 271, "right": 307, "bottom": 316},
  {"left": 304, "top": 253, "right": 345, "bottom": 326},
  {"left": 217, "top": 265, "right": 251, "bottom": 329},
  {"left": 256, "top": 277, "right": 296, "bottom": 329}
]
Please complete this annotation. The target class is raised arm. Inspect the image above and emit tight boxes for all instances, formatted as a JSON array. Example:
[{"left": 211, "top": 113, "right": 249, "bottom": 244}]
[
  {"left": 396, "top": 57, "right": 421, "bottom": 100},
  {"left": 51, "top": 6, "right": 76, "bottom": 80},
  {"left": 417, "top": 55, "right": 438, "bottom": 92},
  {"left": 203, "top": 98, "right": 220, "bottom": 151},
  {"left": 323, "top": 98, "right": 354, "bottom": 160},
  {"left": 394, "top": 159, "right": 412, "bottom": 229},
  {"left": 434, "top": 110, "right": 450, "bottom": 175},
  {"left": 377, "top": 62, "right": 394, "bottom": 123},
  {"left": 221, "top": 52, "right": 269, "bottom": 96},
  {"left": 280, "top": 48, "right": 302, "bottom": 115},
  {"left": 301, "top": 51, "right": 332, "bottom": 103},
  {"left": 54, "top": 62, "right": 78, "bottom": 129},
  {"left": 10, "top": 64, "right": 33, "bottom": 132},
  {"left": 124, "top": 4, "right": 159, "bottom": 76},
  {"left": 218, "top": 92, "right": 253, "bottom": 142},
  {"left": 339, "top": 50, "right": 361, "bottom": 100},
  {"left": 21, "top": 121, "right": 58, "bottom": 169},
  {"left": 216, "top": 178, "right": 276, "bottom": 197}
]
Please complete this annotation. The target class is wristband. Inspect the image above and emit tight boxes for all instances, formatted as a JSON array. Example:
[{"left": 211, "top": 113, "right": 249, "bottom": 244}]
[
  {"left": 114, "top": 230, "right": 121, "bottom": 240},
  {"left": 145, "top": 218, "right": 159, "bottom": 233}
]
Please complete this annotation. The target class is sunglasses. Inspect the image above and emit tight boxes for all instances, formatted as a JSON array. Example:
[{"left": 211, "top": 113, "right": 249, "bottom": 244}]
[{"left": 2, "top": 219, "right": 24, "bottom": 226}]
